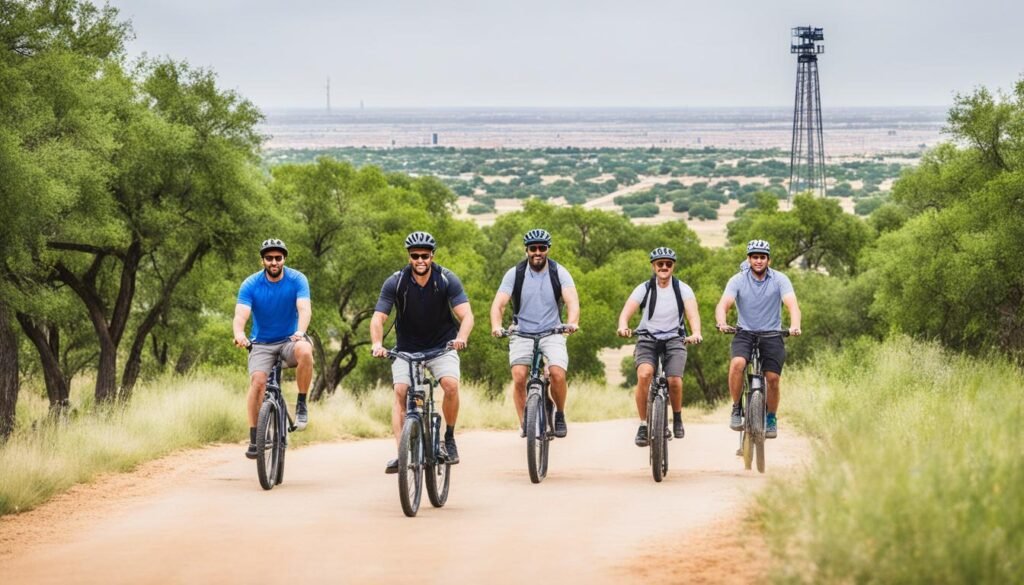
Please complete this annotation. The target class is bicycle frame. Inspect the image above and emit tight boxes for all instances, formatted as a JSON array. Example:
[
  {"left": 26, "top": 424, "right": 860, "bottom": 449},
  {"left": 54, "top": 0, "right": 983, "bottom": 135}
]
[{"left": 398, "top": 353, "right": 443, "bottom": 471}]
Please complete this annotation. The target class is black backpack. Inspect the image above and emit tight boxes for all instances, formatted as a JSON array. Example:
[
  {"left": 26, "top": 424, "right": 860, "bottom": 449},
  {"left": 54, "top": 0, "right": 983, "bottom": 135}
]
[
  {"left": 511, "top": 258, "right": 563, "bottom": 324},
  {"left": 389, "top": 262, "right": 454, "bottom": 331},
  {"left": 638, "top": 276, "right": 688, "bottom": 336}
]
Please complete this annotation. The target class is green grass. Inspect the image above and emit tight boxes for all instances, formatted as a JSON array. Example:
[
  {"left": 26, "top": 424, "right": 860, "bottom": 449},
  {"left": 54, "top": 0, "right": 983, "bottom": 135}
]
[
  {"left": 758, "top": 336, "right": 1024, "bottom": 584},
  {"left": 0, "top": 375, "right": 638, "bottom": 516}
]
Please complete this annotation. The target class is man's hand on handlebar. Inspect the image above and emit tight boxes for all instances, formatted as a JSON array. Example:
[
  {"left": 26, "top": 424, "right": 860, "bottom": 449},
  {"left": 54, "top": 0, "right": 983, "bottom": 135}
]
[
  {"left": 685, "top": 334, "right": 703, "bottom": 345},
  {"left": 563, "top": 323, "right": 579, "bottom": 335},
  {"left": 717, "top": 323, "right": 736, "bottom": 334},
  {"left": 234, "top": 334, "right": 250, "bottom": 348},
  {"left": 451, "top": 338, "right": 468, "bottom": 351},
  {"left": 617, "top": 327, "right": 631, "bottom": 338},
  {"left": 371, "top": 344, "right": 388, "bottom": 358},
  {"left": 789, "top": 326, "right": 802, "bottom": 337}
]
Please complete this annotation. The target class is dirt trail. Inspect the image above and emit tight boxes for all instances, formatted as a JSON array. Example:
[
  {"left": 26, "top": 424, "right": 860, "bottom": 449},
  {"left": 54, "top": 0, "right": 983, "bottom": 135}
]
[{"left": 0, "top": 420, "right": 807, "bottom": 584}]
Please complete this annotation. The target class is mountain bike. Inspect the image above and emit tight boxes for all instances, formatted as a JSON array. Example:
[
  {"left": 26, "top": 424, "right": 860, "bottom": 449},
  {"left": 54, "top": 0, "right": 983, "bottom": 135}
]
[
  {"left": 498, "top": 325, "right": 570, "bottom": 484},
  {"left": 724, "top": 327, "right": 789, "bottom": 474},
  {"left": 632, "top": 330, "right": 684, "bottom": 483},
  {"left": 249, "top": 346, "right": 297, "bottom": 490},
  {"left": 389, "top": 343, "right": 455, "bottom": 517}
]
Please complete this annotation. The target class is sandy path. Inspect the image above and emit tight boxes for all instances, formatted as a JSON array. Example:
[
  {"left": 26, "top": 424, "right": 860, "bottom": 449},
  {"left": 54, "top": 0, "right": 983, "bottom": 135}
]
[{"left": 0, "top": 420, "right": 807, "bottom": 584}]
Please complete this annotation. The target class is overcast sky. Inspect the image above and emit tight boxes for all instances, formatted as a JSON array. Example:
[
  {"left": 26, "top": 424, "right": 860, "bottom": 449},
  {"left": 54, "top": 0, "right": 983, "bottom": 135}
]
[{"left": 106, "top": 0, "right": 1024, "bottom": 110}]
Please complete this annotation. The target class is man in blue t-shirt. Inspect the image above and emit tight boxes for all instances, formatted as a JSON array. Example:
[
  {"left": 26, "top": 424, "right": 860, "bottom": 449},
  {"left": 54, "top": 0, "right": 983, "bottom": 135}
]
[
  {"left": 714, "top": 239, "right": 802, "bottom": 439},
  {"left": 370, "top": 231, "right": 474, "bottom": 474},
  {"left": 233, "top": 238, "right": 314, "bottom": 459},
  {"left": 489, "top": 228, "right": 580, "bottom": 438}
]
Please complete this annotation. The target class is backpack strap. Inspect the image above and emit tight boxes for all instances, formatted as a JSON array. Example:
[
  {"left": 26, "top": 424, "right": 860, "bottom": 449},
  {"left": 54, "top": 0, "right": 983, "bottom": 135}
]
[
  {"left": 639, "top": 276, "right": 657, "bottom": 319},
  {"left": 511, "top": 259, "right": 564, "bottom": 324},
  {"left": 638, "top": 276, "right": 688, "bottom": 336}
]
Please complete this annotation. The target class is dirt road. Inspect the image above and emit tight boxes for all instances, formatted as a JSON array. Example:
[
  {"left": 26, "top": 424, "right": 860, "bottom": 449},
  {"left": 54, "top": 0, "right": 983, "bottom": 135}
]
[{"left": 0, "top": 420, "right": 808, "bottom": 584}]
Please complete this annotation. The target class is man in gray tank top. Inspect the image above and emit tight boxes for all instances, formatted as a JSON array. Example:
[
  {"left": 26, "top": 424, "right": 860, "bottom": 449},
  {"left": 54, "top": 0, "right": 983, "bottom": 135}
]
[{"left": 714, "top": 239, "right": 802, "bottom": 439}]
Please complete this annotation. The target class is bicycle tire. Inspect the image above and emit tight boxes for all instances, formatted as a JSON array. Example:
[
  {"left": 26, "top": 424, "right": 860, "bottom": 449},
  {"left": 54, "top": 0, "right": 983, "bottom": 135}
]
[
  {"left": 398, "top": 418, "right": 424, "bottom": 517},
  {"left": 425, "top": 430, "right": 450, "bottom": 507},
  {"left": 255, "top": 400, "right": 280, "bottom": 490},
  {"left": 525, "top": 393, "right": 546, "bottom": 483},
  {"left": 749, "top": 390, "right": 766, "bottom": 474},
  {"left": 275, "top": 415, "right": 286, "bottom": 486},
  {"left": 650, "top": 394, "right": 667, "bottom": 482}
]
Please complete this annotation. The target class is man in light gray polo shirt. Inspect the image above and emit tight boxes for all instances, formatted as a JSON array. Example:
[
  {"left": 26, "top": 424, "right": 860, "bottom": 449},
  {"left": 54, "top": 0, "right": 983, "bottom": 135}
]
[
  {"left": 490, "top": 229, "right": 580, "bottom": 438},
  {"left": 715, "top": 239, "right": 802, "bottom": 439}
]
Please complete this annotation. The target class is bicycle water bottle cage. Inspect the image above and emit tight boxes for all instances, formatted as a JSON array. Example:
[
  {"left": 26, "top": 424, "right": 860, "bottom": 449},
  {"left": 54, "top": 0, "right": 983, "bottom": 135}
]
[{"left": 749, "top": 375, "right": 762, "bottom": 390}]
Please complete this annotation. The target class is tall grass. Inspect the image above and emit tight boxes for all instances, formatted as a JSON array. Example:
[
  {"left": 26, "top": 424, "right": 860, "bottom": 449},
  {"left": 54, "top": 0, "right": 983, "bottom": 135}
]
[
  {"left": 0, "top": 376, "right": 637, "bottom": 516},
  {"left": 758, "top": 336, "right": 1024, "bottom": 583}
]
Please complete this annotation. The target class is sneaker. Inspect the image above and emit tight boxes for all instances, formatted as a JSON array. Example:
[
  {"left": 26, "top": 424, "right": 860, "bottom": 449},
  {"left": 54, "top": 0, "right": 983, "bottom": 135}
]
[
  {"left": 553, "top": 411, "right": 567, "bottom": 438},
  {"left": 385, "top": 458, "right": 398, "bottom": 474},
  {"left": 444, "top": 437, "right": 460, "bottom": 465},
  {"left": 634, "top": 424, "right": 649, "bottom": 447},
  {"left": 729, "top": 403, "right": 743, "bottom": 431},
  {"left": 295, "top": 401, "right": 308, "bottom": 431},
  {"left": 766, "top": 414, "right": 778, "bottom": 439},
  {"left": 520, "top": 419, "right": 527, "bottom": 438},
  {"left": 673, "top": 418, "right": 685, "bottom": 439},
  {"left": 244, "top": 443, "right": 259, "bottom": 459}
]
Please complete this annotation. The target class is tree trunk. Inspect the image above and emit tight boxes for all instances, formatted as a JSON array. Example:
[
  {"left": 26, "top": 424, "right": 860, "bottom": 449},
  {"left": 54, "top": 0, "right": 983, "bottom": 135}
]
[
  {"left": 15, "top": 313, "right": 70, "bottom": 413},
  {"left": 0, "top": 302, "right": 20, "bottom": 442}
]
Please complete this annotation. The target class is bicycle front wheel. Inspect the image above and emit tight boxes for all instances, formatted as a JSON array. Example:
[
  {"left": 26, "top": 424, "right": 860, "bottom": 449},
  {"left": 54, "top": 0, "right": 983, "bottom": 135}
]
[
  {"left": 255, "top": 400, "right": 281, "bottom": 490},
  {"left": 398, "top": 419, "right": 424, "bottom": 517},
  {"left": 650, "top": 395, "right": 668, "bottom": 482},
  {"left": 749, "top": 390, "right": 766, "bottom": 474},
  {"left": 426, "top": 430, "right": 450, "bottom": 507},
  {"left": 525, "top": 393, "right": 547, "bottom": 484}
]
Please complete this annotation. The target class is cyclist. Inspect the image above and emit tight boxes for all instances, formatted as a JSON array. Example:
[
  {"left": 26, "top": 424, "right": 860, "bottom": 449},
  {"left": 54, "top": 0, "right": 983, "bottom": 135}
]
[
  {"left": 489, "top": 228, "right": 579, "bottom": 438},
  {"left": 617, "top": 247, "right": 703, "bottom": 447},
  {"left": 233, "top": 238, "right": 314, "bottom": 459},
  {"left": 371, "top": 231, "right": 474, "bottom": 474},
  {"left": 714, "top": 239, "right": 802, "bottom": 439}
]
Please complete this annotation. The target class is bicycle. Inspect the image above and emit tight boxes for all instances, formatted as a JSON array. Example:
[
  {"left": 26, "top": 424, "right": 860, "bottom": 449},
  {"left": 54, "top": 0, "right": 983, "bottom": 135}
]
[
  {"left": 632, "top": 329, "right": 686, "bottom": 483},
  {"left": 248, "top": 344, "right": 297, "bottom": 490},
  {"left": 388, "top": 343, "right": 455, "bottom": 517},
  {"left": 723, "top": 327, "right": 789, "bottom": 474},
  {"left": 498, "top": 325, "right": 570, "bottom": 484}
]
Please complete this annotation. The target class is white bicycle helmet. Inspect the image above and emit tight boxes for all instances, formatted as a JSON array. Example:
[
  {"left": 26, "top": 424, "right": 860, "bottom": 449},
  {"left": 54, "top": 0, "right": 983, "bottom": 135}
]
[
  {"left": 260, "top": 238, "right": 288, "bottom": 257},
  {"left": 404, "top": 231, "right": 437, "bottom": 250},
  {"left": 746, "top": 239, "right": 771, "bottom": 257},
  {"left": 523, "top": 228, "right": 552, "bottom": 247},
  {"left": 649, "top": 247, "right": 677, "bottom": 262}
]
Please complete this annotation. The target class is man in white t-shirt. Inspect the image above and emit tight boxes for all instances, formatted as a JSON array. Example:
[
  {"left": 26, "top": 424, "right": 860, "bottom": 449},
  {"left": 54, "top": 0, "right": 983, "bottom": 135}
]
[{"left": 616, "top": 247, "right": 703, "bottom": 447}]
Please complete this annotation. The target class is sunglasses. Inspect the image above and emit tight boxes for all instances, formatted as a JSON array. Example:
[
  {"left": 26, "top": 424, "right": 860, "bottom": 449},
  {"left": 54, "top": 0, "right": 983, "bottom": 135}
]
[
  {"left": 409, "top": 253, "right": 432, "bottom": 261},
  {"left": 527, "top": 245, "right": 549, "bottom": 253},
  {"left": 748, "top": 254, "right": 769, "bottom": 261},
  {"left": 263, "top": 255, "right": 284, "bottom": 262},
  {"left": 654, "top": 261, "right": 674, "bottom": 269}
]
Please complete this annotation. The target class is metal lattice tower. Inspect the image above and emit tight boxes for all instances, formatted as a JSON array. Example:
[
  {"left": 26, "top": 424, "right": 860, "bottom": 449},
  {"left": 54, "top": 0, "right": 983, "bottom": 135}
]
[{"left": 789, "top": 26, "right": 826, "bottom": 197}]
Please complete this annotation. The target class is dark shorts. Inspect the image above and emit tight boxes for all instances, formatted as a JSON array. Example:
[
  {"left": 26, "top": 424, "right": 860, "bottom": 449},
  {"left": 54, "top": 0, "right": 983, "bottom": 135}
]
[
  {"left": 634, "top": 338, "right": 687, "bottom": 378},
  {"left": 730, "top": 331, "right": 786, "bottom": 375}
]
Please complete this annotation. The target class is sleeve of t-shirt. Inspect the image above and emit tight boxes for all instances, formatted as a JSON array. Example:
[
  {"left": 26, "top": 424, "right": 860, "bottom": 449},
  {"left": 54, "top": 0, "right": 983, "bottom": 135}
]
[
  {"left": 776, "top": 271, "right": 795, "bottom": 297},
  {"left": 679, "top": 281, "right": 696, "bottom": 301},
  {"left": 374, "top": 273, "right": 399, "bottom": 314},
  {"left": 444, "top": 270, "right": 470, "bottom": 307},
  {"left": 556, "top": 264, "right": 576, "bottom": 290},
  {"left": 237, "top": 275, "right": 254, "bottom": 307},
  {"left": 497, "top": 267, "right": 516, "bottom": 296},
  {"left": 628, "top": 282, "right": 647, "bottom": 304},
  {"left": 723, "top": 273, "right": 742, "bottom": 300},
  {"left": 294, "top": 271, "right": 310, "bottom": 300}
]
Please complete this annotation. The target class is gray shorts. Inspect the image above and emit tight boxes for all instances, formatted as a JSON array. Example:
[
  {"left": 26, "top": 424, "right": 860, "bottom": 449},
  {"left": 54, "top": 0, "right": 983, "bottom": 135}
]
[
  {"left": 634, "top": 338, "right": 687, "bottom": 378},
  {"left": 509, "top": 334, "right": 569, "bottom": 370},
  {"left": 391, "top": 350, "right": 461, "bottom": 387},
  {"left": 248, "top": 338, "right": 310, "bottom": 376}
]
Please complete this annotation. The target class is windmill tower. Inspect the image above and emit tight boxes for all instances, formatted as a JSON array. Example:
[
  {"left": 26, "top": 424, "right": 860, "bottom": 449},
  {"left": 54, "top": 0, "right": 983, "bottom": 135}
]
[{"left": 789, "top": 26, "right": 826, "bottom": 197}]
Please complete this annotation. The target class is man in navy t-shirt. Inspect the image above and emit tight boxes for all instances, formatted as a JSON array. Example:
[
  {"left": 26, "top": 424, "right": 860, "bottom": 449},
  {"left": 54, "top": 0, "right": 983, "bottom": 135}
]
[
  {"left": 233, "top": 238, "right": 314, "bottom": 459},
  {"left": 370, "top": 231, "right": 474, "bottom": 474}
]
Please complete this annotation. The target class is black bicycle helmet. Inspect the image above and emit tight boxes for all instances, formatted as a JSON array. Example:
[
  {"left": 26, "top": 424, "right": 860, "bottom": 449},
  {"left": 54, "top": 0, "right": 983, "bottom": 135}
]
[
  {"left": 523, "top": 228, "right": 552, "bottom": 247},
  {"left": 260, "top": 238, "right": 288, "bottom": 257},
  {"left": 404, "top": 231, "right": 437, "bottom": 251},
  {"left": 746, "top": 239, "right": 771, "bottom": 257},
  {"left": 649, "top": 247, "right": 677, "bottom": 262}
]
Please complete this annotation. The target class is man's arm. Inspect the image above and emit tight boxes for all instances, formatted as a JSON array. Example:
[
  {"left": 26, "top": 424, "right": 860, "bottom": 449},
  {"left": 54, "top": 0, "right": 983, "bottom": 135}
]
[
  {"left": 292, "top": 298, "right": 311, "bottom": 340},
  {"left": 616, "top": 298, "right": 639, "bottom": 337},
  {"left": 715, "top": 294, "right": 735, "bottom": 331},
  {"left": 562, "top": 285, "right": 580, "bottom": 332},
  {"left": 490, "top": 291, "right": 511, "bottom": 336},
  {"left": 782, "top": 292, "right": 802, "bottom": 336},
  {"left": 451, "top": 302, "right": 474, "bottom": 350},
  {"left": 233, "top": 304, "right": 251, "bottom": 347},
  {"left": 370, "top": 311, "right": 390, "bottom": 357},
  {"left": 683, "top": 297, "right": 703, "bottom": 343}
]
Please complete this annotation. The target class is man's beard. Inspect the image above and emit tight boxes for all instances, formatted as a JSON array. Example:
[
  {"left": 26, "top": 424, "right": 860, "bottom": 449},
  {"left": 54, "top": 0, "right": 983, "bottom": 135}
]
[
  {"left": 529, "top": 256, "right": 547, "bottom": 270},
  {"left": 265, "top": 265, "right": 282, "bottom": 278}
]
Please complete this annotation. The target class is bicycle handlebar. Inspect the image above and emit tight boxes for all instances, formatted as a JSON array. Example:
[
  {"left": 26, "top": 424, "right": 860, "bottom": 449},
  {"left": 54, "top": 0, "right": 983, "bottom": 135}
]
[
  {"left": 720, "top": 326, "right": 791, "bottom": 337},
  {"left": 386, "top": 341, "right": 457, "bottom": 363},
  {"left": 496, "top": 325, "right": 574, "bottom": 339},
  {"left": 632, "top": 329, "right": 700, "bottom": 345}
]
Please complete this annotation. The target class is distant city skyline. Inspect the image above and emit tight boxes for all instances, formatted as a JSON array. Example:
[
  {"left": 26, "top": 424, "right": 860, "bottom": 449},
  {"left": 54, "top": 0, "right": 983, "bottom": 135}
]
[{"left": 108, "top": 0, "right": 1024, "bottom": 110}]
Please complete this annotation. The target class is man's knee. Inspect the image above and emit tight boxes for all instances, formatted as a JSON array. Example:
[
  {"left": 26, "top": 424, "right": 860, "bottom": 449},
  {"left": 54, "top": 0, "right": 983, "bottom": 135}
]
[
  {"left": 765, "top": 372, "right": 781, "bottom": 388},
  {"left": 249, "top": 373, "right": 268, "bottom": 393},
  {"left": 511, "top": 367, "right": 528, "bottom": 385},
  {"left": 729, "top": 357, "right": 747, "bottom": 374},
  {"left": 549, "top": 367, "right": 566, "bottom": 384},
  {"left": 439, "top": 377, "right": 460, "bottom": 396}
]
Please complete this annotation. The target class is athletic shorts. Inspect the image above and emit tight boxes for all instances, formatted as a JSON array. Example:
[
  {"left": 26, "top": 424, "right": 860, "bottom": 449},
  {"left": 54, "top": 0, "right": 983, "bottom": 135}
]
[
  {"left": 634, "top": 338, "right": 688, "bottom": 378},
  {"left": 248, "top": 337, "right": 310, "bottom": 376},
  {"left": 730, "top": 331, "right": 786, "bottom": 375},
  {"left": 391, "top": 349, "right": 461, "bottom": 387},
  {"left": 509, "top": 333, "right": 569, "bottom": 371}
]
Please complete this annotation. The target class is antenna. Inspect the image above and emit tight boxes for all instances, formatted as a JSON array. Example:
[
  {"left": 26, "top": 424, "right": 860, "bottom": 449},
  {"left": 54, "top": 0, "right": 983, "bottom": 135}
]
[{"left": 789, "top": 26, "right": 826, "bottom": 198}]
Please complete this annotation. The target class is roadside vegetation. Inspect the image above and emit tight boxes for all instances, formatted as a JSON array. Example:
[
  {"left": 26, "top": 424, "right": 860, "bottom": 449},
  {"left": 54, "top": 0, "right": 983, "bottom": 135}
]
[{"left": 759, "top": 336, "right": 1024, "bottom": 584}]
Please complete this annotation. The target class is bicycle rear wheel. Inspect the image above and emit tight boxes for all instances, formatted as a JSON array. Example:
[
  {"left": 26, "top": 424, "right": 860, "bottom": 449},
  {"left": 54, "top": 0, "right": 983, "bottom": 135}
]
[
  {"left": 398, "top": 419, "right": 424, "bottom": 517},
  {"left": 650, "top": 395, "right": 667, "bottom": 482},
  {"left": 255, "top": 400, "right": 280, "bottom": 490},
  {"left": 426, "top": 430, "right": 450, "bottom": 507},
  {"left": 749, "top": 390, "right": 766, "bottom": 474},
  {"left": 525, "top": 392, "right": 547, "bottom": 484}
]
